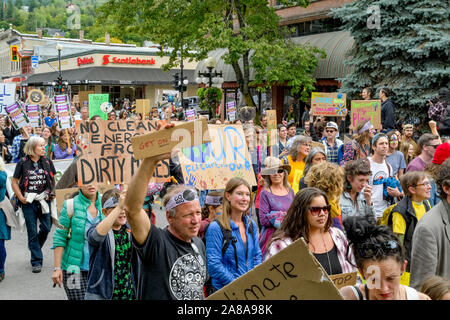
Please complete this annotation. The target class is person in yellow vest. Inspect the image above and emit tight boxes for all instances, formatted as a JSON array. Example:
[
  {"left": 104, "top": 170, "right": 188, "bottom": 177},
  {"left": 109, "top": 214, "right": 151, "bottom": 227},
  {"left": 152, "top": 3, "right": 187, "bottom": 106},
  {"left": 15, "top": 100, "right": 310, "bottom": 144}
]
[
  {"left": 284, "top": 135, "right": 311, "bottom": 194},
  {"left": 390, "top": 171, "right": 432, "bottom": 284}
]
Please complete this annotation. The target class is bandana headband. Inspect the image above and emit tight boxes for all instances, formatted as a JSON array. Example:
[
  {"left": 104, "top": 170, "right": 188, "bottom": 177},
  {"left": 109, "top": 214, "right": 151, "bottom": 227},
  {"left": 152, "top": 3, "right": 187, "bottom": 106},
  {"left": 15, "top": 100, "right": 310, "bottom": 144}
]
[
  {"left": 166, "top": 189, "right": 199, "bottom": 211},
  {"left": 103, "top": 197, "right": 119, "bottom": 209},
  {"left": 205, "top": 195, "right": 222, "bottom": 206},
  {"left": 358, "top": 121, "right": 373, "bottom": 134}
]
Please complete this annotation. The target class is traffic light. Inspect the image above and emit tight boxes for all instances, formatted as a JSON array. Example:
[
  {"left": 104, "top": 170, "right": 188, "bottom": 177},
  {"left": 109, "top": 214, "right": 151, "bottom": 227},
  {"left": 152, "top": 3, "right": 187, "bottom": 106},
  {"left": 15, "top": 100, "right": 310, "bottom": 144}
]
[
  {"left": 181, "top": 76, "right": 187, "bottom": 92},
  {"left": 172, "top": 73, "right": 180, "bottom": 91},
  {"left": 10, "top": 45, "right": 19, "bottom": 62}
]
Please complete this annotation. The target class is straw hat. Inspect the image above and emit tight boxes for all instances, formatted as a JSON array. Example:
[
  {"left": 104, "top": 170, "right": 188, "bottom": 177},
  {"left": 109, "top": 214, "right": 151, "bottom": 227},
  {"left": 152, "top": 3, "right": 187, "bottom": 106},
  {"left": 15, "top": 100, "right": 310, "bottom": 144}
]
[{"left": 260, "top": 156, "right": 291, "bottom": 176}]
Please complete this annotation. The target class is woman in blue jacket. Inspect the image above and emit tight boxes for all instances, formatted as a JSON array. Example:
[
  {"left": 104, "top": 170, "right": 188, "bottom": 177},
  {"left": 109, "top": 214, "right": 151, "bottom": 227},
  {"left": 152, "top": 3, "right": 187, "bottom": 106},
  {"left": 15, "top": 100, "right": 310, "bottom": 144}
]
[{"left": 205, "top": 177, "right": 262, "bottom": 294}]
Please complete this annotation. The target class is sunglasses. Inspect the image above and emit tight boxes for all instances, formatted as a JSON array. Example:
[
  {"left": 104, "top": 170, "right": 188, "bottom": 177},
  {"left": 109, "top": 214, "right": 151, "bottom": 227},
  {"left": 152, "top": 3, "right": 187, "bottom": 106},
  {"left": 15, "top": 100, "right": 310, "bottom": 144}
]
[
  {"left": 357, "top": 240, "right": 399, "bottom": 259},
  {"left": 428, "top": 144, "right": 440, "bottom": 148},
  {"left": 309, "top": 205, "right": 331, "bottom": 216},
  {"left": 277, "top": 169, "right": 285, "bottom": 174},
  {"left": 326, "top": 130, "right": 336, "bottom": 133}
]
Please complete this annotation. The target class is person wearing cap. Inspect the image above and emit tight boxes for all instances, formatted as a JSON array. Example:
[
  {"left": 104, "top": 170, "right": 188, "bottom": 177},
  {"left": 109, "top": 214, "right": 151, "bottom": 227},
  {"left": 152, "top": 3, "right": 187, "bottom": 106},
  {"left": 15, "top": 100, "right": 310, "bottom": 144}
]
[
  {"left": 205, "top": 177, "right": 261, "bottom": 293},
  {"left": 85, "top": 188, "right": 137, "bottom": 300},
  {"left": 198, "top": 191, "right": 223, "bottom": 239},
  {"left": 405, "top": 133, "right": 440, "bottom": 173},
  {"left": 258, "top": 157, "right": 294, "bottom": 257},
  {"left": 320, "top": 121, "right": 343, "bottom": 165},
  {"left": 124, "top": 128, "right": 208, "bottom": 299},
  {"left": 340, "top": 120, "right": 376, "bottom": 166},
  {"left": 410, "top": 158, "right": 450, "bottom": 290},
  {"left": 401, "top": 124, "right": 418, "bottom": 151},
  {"left": 367, "top": 134, "right": 403, "bottom": 220},
  {"left": 424, "top": 142, "right": 450, "bottom": 207},
  {"left": 52, "top": 183, "right": 104, "bottom": 300}
]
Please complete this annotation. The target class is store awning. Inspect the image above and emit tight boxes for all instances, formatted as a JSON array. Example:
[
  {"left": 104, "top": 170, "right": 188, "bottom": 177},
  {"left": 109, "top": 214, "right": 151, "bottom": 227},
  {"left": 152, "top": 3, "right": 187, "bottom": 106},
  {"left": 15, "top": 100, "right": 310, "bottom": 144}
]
[
  {"left": 196, "top": 30, "right": 354, "bottom": 82},
  {"left": 21, "top": 67, "right": 195, "bottom": 86}
]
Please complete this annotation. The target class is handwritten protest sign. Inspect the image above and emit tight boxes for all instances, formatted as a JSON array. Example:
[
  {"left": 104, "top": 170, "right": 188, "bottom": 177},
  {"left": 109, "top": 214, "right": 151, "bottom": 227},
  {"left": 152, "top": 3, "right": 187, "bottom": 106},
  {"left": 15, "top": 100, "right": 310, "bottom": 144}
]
[
  {"left": 266, "top": 110, "right": 277, "bottom": 131},
  {"left": 227, "top": 101, "right": 236, "bottom": 122},
  {"left": 76, "top": 120, "right": 170, "bottom": 185},
  {"left": 136, "top": 99, "right": 150, "bottom": 115},
  {"left": 311, "top": 92, "right": 347, "bottom": 117},
  {"left": 207, "top": 238, "right": 343, "bottom": 300},
  {"left": 178, "top": 124, "right": 257, "bottom": 190},
  {"left": 26, "top": 104, "right": 41, "bottom": 128},
  {"left": 329, "top": 272, "right": 357, "bottom": 290},
  {"left": 185, "top": 108, "right": 196, "bottom": 121},
  {"left": 130, "top": 118, "right": 211, "bottom": 160},
  {"left": 54, "top": 95, "right": 72, "bottom": 129},
  {"left": 79, "top": 91, "right": 94, "bottom": 107},
  {"left": 5, "top": 102, "right": 29, "bottom": 129},
  {"left": 89, "top": 94, "right": 109, "bottom": 120},
  {"left": 350, "top": 100, "right": 382, "bottom": 130}
]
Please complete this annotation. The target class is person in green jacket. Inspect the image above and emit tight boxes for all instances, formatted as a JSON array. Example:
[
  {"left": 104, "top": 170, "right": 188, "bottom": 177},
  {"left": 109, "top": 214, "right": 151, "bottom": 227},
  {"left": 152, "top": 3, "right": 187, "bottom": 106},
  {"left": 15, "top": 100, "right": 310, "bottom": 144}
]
[{"left": 51, "top": 183, "right": 104, "bottom": 300}]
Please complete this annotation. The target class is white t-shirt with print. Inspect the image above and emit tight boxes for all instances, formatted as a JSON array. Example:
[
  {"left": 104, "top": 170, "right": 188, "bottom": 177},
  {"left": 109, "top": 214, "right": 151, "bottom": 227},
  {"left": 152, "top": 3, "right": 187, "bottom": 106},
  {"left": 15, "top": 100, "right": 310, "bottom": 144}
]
[{"left": 368, "top": 157, "right": 392, "bottom": 219}]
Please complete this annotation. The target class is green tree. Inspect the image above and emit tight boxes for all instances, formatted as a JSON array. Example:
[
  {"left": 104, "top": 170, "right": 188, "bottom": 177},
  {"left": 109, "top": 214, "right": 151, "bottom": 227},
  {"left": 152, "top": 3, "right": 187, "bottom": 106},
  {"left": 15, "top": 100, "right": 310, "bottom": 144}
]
[
  {"left": 97, "top": 0, "right": 324, "bottom": 106},
  {"left": 332, "top": 0, "right": 450, "bottom": 127}
]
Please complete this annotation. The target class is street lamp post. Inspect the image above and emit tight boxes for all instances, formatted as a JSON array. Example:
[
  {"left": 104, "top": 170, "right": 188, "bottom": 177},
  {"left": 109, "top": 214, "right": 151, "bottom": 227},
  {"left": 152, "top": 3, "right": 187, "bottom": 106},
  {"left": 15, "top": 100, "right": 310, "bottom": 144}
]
[
  {"left": 172, "top": 51, "right": 189, "bottom": 110},
  {"left": 195, "top": 57, "right": 224, "bottom": 118},
  {"left": 52, "top": 44, "right": 68, "bottom": 94}
]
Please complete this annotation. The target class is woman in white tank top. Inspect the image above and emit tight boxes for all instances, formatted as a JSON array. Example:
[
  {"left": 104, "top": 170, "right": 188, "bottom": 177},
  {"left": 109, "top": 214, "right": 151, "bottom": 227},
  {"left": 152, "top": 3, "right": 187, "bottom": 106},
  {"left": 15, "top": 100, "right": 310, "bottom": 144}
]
[{"left": 339, "top": 215, "right": 430, "bottom": 300}]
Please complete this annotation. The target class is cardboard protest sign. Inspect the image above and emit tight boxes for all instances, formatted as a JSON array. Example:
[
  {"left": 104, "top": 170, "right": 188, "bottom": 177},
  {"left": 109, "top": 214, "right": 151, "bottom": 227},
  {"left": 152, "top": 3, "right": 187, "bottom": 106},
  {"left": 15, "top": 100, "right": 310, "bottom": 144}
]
[
  {"left": 130, "top": 118, "right": 211, "bottom": 160},
  {"left": 178, "top": 124, "right": 257, "bottom": 190},
  {"left": 350, "top": 100, "right": 382, "bottom": 130},
  {"left": 185, "top": 108, "right": 196, "bottom": 122},
  {"left": 207, "top": 238, "right": 343, "bottom": 300},
  {"left": 329, "top": 272, "right": 357, "bottom": 290},
  {"left": 266, "top": 110, "right": 277, "bottom": 131},
  {"left": 136, "top": 99, "right": 150, "bottom": 115},
  {"left": 25, "top": 104, "right": 41, "bottom": 128},
  {"left": 311, "top": 92, "right": 347, "bottom": 117},
  {"left": 54, "top": 94, "right": 73, "bottom": 129},
  {"left": 76, "top": 120, "right": 170, "bottom": 185},
  {"left": 5, "top": 102, "right": 29, "bottom": 129},
  {"left": 79, "top": 91, "right": 94, "bottom": 107},
  {"left": 88, "top": 94, "right": 109, "bottom": 120}
]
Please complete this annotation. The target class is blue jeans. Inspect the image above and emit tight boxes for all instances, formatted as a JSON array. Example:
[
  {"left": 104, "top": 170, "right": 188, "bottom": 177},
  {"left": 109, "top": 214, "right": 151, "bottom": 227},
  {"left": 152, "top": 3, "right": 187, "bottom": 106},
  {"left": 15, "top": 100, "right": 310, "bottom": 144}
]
[{"left": 22, "top": 201, "right": 52, "bottom": 267}]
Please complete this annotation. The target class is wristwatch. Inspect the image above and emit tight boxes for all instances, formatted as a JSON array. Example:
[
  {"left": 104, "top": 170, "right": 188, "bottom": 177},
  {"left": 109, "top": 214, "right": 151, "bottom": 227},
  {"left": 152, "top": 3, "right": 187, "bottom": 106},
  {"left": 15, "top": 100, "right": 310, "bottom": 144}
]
[{"left": 53, "top": 267, "right": 61, "bottom": 271}]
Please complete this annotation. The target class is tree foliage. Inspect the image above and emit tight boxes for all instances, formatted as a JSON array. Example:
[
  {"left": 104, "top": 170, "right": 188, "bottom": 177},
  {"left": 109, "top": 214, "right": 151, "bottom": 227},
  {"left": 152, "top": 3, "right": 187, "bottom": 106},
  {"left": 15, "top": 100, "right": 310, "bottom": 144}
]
[
  {"left": 332, "top": 0, "right": 450, "bottom": 127},
  {"left": 97, "top": 0, "right": 325, "bottom": 106}
]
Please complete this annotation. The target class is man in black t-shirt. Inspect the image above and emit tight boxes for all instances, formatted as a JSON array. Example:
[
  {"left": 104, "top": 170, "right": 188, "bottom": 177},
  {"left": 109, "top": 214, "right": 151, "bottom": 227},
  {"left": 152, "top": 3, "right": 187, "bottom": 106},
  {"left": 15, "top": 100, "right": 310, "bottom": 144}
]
[{"left": 124, "top": 124, "right": 208, "bottom": 300}]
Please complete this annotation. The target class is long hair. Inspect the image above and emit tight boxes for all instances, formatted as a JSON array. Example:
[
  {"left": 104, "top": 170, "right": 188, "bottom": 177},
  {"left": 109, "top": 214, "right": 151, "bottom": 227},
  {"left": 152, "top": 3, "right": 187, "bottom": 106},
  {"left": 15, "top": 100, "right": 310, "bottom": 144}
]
[
  {"left": 201, "top": 190, "right": 223, "bottom": 220},
  {"left": 353, "top": 119, "right": 371, "bottom": 148},
  {"left": 217, "top": 177, "right": 252, "bottom": 231},
  {"left": 268, "top": 188, "right": 331, "bottom": 248},
  {"left": 289, "top": 135, "right": 311, "bottom": 161},
  {"left": 399, "top": 141, "right": 413, "bottom": 165},
  {"left": 57, "top": 129, "right": 70, "bottom": 151},
  {"left": 303, "top": 147, "right": 327, "bottom": 178}
]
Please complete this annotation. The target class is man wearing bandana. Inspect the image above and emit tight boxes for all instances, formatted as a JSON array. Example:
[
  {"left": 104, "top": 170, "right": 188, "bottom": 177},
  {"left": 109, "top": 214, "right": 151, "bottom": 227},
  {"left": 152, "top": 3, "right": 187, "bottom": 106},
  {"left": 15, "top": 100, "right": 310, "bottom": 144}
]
[{"left": 124, "top": 126, "right": 208, "bottom": 300}]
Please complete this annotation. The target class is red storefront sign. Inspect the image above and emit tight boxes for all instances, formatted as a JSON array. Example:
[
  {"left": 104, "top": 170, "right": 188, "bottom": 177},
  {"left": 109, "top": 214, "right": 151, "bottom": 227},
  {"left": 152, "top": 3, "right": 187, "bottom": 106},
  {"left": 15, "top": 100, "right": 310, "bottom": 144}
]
[
  {"left": 77, "top": 56, "right": 94, "bottom": 66},
  {"left": 102, "top": 55, "right": 156, "bottom": 66}
]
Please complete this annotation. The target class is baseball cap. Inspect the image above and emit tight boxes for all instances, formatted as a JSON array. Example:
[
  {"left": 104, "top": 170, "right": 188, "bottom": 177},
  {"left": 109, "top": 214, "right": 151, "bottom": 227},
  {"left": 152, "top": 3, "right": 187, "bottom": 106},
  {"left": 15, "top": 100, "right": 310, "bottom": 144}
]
[{"left": 326, "top": 122, "right": 339, "bottom": 131}]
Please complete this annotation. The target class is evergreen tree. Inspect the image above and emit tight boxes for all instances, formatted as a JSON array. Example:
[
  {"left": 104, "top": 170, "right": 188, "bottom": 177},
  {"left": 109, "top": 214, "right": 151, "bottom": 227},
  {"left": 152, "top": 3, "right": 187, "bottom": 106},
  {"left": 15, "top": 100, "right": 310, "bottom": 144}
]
[
  {"left": 332, "top": 0, "right": 450, "bottom": 127},
  {"left": 15, "top": 0, "right": 23, "bottom": 9}
]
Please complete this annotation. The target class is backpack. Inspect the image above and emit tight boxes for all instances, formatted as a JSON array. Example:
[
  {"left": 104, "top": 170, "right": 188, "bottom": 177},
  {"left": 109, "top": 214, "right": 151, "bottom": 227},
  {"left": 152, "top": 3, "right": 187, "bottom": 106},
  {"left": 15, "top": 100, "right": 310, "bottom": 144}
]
[
  {"left": 378, "top": 199, "right": 431, "bottom": 227},
  {"left": 56, "top": 197, "right": 75, "bottom": 238},
  {"left": 203, "top": 218, "right": 255, "bottom": 269}
]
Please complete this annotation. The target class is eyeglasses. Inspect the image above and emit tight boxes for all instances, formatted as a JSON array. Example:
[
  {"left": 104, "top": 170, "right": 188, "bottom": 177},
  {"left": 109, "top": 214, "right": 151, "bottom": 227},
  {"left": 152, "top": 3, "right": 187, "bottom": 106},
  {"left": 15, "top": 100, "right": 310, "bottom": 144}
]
[
  {"left": 415, "top": 181, "right": 431, "bottom": 187},
  {"left": 357, "top": 240, "right": 399, "bottom": 259},
  {"left": 309, "top": 205, "right": 331, "bottom": 216},
  {"left": 427, "top": 144, "right": 440, "bottom": 148},
  {"left": 326, "top": 130, "right": 336, "bottom": 133}
]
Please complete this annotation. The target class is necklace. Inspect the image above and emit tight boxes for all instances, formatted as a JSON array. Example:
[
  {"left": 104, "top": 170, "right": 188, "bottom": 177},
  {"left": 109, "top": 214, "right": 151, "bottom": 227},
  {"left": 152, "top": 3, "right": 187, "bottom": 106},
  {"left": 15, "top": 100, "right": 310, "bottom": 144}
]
[{"left": 321, "top": 232, "right": 333, "bottom": 275}]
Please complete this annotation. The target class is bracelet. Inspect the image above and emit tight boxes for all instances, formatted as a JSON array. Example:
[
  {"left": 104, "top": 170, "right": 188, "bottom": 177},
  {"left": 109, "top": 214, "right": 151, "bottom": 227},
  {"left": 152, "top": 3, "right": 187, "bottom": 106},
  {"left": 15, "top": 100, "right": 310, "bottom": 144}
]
[{"left": 53, "top": 267, "right": 61, "bottom": 271}]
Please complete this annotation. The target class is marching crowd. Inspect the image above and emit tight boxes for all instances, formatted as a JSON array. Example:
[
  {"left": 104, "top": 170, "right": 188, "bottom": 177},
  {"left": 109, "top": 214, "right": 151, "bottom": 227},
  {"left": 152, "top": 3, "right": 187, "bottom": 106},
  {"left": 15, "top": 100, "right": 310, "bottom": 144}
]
[{"left": 0, "top": 87, "right": 449, "bottom": 301}]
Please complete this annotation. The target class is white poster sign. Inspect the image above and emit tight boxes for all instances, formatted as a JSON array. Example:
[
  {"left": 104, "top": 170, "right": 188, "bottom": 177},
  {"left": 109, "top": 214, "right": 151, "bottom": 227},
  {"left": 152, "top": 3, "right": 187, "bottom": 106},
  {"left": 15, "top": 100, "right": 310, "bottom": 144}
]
[{"left": 0, "top": 83, "right": 17, "bottom": 114}]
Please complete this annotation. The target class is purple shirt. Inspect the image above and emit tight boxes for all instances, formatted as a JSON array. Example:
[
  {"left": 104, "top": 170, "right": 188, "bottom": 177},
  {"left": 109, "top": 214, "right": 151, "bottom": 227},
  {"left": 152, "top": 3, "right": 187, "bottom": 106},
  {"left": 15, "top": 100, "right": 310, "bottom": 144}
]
[
  {"left": 406, "top": 156, "right": 427, "bottom": 173},
  {"left": 259, "top": 188, "right": 294, "bottom": 227},
  {"left": 54, "top": 142, "right": 77, "bottom": 160}
]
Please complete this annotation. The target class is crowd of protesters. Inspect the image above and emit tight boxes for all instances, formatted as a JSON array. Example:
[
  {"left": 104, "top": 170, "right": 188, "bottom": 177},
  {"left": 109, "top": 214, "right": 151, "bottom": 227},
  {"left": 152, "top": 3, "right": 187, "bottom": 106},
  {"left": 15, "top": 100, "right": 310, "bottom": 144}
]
[{"left": 0, "top": 87, "right": 449, "bottom": 301}]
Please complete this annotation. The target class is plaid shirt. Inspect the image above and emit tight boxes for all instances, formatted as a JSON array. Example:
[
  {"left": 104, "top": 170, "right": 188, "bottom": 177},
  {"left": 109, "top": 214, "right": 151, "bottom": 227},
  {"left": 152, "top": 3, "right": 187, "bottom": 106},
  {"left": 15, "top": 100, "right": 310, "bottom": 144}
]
[
  {"left": 265, "top": 227, "right": 358, "bottom": 275},
  {"left": 11, "top": 134, "right": 38, "bottom": 163},
  {"left": 323, "top": 138, "right": 340, "bottom": 164}
]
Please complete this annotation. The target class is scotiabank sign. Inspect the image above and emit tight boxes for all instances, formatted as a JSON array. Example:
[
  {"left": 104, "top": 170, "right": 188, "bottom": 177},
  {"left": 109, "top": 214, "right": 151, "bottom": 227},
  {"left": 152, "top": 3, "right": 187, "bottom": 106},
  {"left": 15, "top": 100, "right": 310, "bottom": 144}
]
[{"left": 102, "top": 55, "right": 156, "bottom": 66}]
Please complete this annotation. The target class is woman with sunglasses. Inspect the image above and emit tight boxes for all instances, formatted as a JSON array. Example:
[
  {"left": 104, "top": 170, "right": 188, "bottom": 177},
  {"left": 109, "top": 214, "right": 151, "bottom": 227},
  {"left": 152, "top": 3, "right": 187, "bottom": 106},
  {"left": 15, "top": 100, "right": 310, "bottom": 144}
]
[
  {"left": 386, "top": 130, "right": 407, "bottom": 179},
  {"left": 205, "top": 177, "right": 262, "bottom": 293},
  {"left": 265, "top": 188, "right": 357, "bottom": 277},
  {"left": 258, "top": 157, "right": 294, "bottom": 257},
  {"left": 340, "top": 215, "right": 430, "bottom": 300}
]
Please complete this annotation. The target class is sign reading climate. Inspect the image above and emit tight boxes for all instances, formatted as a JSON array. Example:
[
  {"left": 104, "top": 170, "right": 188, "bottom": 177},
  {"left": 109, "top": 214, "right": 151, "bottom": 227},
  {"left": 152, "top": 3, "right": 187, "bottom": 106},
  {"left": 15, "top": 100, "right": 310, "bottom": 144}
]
[{"left": 102, "top": 54, "right": 156, "bottom": 66}]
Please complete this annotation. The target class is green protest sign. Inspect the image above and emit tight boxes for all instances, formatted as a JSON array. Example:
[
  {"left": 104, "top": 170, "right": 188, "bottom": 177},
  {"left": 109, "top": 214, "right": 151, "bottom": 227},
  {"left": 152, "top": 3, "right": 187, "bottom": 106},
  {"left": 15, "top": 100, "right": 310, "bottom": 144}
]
[{"left": 88, "top": 94, "right": 109, "bottom": 120}]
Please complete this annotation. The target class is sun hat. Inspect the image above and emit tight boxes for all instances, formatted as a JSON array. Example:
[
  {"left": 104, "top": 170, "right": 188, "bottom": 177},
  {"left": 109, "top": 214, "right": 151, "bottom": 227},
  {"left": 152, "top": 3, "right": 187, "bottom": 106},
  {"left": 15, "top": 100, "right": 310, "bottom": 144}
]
[{"left": 260, "top": 156, "right": 291, "bottom": 176}]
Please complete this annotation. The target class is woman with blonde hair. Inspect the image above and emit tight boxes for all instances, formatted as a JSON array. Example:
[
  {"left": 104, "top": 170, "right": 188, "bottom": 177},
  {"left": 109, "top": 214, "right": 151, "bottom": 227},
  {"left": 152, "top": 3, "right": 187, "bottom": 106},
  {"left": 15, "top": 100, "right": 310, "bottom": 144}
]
[
  {"left": 399, "top": 141, "right": 414, "bottom": 166},
  {"left": 304, "top": 161, "right": 345, "bottom": 230},
  {"left": 205, "top": 177, "right": 261, "bottom": 294},
  {"left": 40, "top": 126, "right": 54, "bottom": 160}
]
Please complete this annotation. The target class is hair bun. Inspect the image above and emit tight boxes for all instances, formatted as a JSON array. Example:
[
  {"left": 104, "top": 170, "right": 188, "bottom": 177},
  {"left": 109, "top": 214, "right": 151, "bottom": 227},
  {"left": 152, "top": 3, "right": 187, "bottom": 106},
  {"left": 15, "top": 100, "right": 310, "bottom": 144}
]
[{"left": 343, "top": 215, "right": 377, "bottom": 244}]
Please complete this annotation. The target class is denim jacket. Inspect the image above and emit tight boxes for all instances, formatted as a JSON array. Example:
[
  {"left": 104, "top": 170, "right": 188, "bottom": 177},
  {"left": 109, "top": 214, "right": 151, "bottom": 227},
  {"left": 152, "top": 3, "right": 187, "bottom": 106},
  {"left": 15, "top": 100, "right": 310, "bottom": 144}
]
[
  {"left": 205, "top": 215, "right": 262, "bottom": 290},
  {"left": 339, "top": 191, "right": 374, "bottom": 221}
]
